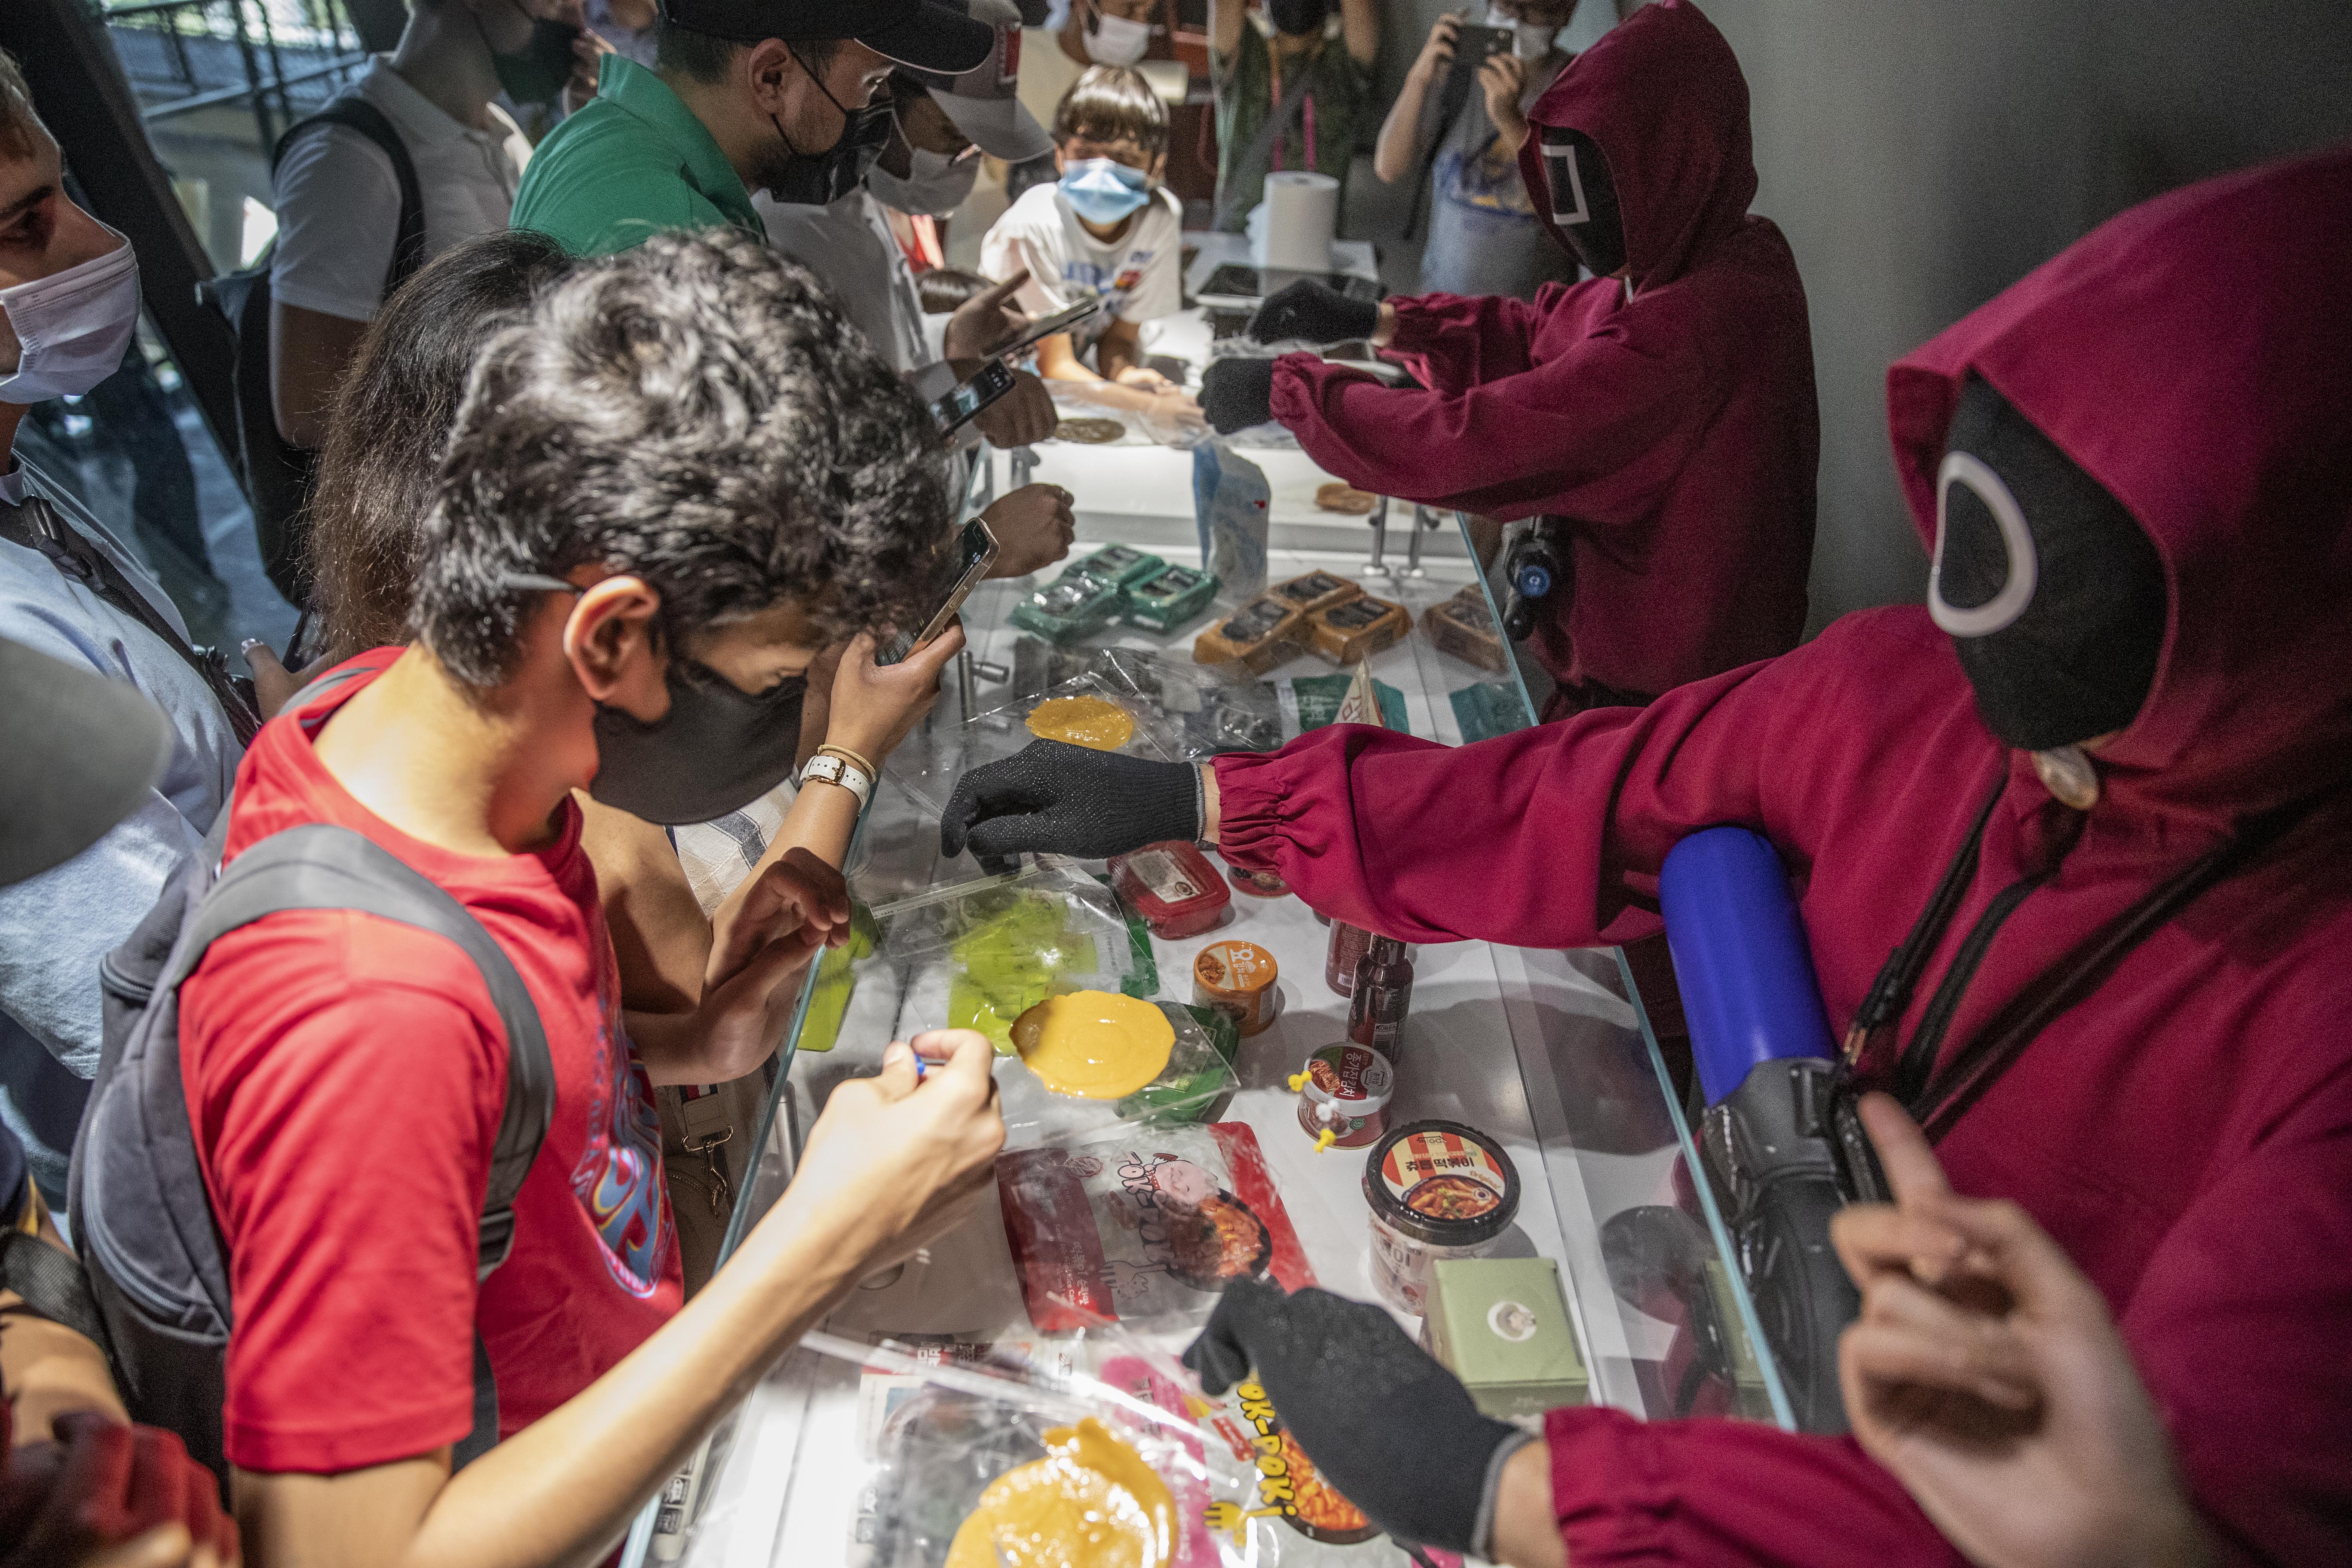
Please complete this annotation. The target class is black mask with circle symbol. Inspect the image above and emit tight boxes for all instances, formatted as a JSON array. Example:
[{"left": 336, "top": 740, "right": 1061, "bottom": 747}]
[
  {"left": 1539, "top": 128, "right": 1625, "bottom": 279},
  {"left": 1929, "top": 375, "right": 2167, "bottom": 753}
]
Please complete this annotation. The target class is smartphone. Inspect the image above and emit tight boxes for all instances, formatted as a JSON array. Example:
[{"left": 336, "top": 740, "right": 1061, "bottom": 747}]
[
  {"left": 990, "top": 295, "right": 1104, "bottom": 360},
  {"left": 888, "top": 517, "right": 1000, "bottom": 662},
  {"left": 1436, "top": 24, "right": 1514, "bottom": 130},
  {"left": 930, "top": 359, "right": 1017, "bottom": 433}
]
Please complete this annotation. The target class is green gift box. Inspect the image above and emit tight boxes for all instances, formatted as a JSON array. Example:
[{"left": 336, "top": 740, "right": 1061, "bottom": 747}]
[{"left": 1425, "top": 1258, "right": 1588, "bottom": 1422}]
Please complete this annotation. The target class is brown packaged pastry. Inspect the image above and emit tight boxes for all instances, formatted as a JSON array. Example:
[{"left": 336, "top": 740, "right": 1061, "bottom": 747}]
[
  {"left": 1421, "top": 583, "right": 1510, "bottom": 672},
  {"left": 1314, "top": 482, "right": 1378, "bottom": 514},
  {"left": 1194, "top": 594, "right": 1305, "bottom": 672},
  {"left": 1269, "top": 570, "right": 1362, "bottom": 616},
  {"left": 1308, "top": 593, "right": 1409, "bottom": 665}
]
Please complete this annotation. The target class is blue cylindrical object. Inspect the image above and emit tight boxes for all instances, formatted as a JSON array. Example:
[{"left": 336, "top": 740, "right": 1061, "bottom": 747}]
[
  {"left": 1660, "top": 827, "right": 1836, "bottom": 1106},
  {"left": 1514, "top": 561, "right": 1555, "bottom": 599}
]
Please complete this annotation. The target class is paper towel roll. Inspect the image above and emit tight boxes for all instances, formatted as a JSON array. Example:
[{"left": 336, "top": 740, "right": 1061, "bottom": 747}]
[{"left": 1260, "top": 171, "right": 1339, "bottom": 273}]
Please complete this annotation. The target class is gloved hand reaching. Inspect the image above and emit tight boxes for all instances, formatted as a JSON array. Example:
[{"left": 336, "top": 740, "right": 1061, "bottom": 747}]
[
  {"left": 940, "top": 741, "right": 1201, "bottom": 868},
  {"left": 1249, "top": 279, "right": 1381, "bottom": 346},
  {"left": 1200, "top": 358, "right": 1278, "bottom": 435},
  {"left": 1183, "top": 1281, "right": 1530, "bottom": 1556}
]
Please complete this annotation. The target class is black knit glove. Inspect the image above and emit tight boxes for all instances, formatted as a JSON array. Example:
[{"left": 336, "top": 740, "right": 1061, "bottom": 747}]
[
  {"left": 1183, "top": 1281, "right": 1528, "bottom": 1555},
  {"left": 940, "top": 740, "right": 1202, "bottom": 868},
  {"left": 1200, "top": 357, "right": 1278, "bottom": 434},
  {"left": 1249, "top": 279, "right": 1381, "bottom": 345}
]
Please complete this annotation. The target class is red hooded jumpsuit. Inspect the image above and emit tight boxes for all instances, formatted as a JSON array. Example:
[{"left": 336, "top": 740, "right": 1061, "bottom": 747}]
[
  {"left": 1264, "top": 0, "right": 1817, "bottom": 716},
  {"left": 1212, "top": 147, "right": 2352, "bottom": 1564}
]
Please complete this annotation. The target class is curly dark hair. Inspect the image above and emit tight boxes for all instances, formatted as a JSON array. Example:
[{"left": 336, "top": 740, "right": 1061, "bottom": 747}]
[
  {"left": 413, "top": 227, "right": 955, "bottom": 690},
  {"left": 306, "top": 228, "right": 575, "bottom": 665}
]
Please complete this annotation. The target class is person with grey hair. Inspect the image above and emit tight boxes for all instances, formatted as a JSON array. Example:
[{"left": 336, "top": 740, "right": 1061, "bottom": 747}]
[{"left": 152, "top": 229, "right": 1005, "bottom": 1567}]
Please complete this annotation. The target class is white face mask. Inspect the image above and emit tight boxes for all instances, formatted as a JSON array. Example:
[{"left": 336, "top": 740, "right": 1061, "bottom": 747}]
[
  {"left": 867, "top": 147, "right": 981, "bottom": 217},
  {"left": 0, "top": 229, "right": 140, "bottom": 406},
  {"left": 1085, "top": 9, "right": 1152, "bottom": 64}
]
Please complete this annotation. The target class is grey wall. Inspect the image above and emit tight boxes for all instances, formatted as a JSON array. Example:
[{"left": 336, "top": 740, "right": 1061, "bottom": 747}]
[{"left": 1698, "top": 0, "right": 2352, "bottom": 628}]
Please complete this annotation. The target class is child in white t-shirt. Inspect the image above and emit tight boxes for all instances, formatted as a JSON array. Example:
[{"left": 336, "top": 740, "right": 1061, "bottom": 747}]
[{"left": 980, "top": 64, "right": 1204, "bottom": 431}]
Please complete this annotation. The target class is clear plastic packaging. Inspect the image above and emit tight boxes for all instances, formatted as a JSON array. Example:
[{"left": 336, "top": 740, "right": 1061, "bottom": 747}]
[
  {"left": 861, "top": 861, "right": 1240, "bottom": 1139},
  {"left": 889, "top": 670, "right": 1187, "bottom": 823}
]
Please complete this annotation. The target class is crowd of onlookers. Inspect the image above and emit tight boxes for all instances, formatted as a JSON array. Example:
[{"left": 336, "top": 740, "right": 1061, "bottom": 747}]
[{"left": 2, "top": 0, "right": 2347, "bottom": 1564}]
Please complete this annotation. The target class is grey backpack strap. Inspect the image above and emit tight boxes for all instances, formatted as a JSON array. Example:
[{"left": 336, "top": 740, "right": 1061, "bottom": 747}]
[{"left": 178, "top": 824, "right": 555, "bottom": 1277}]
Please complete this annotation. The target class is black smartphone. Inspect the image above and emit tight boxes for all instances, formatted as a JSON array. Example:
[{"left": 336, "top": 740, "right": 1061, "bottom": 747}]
[
  {"left": 990, "top": 295, "right": 1103, "bottom": 359},
  {"left": 1436, "top": 23, "right": 1514, "bottom": 130},
  {"left": 882, "top": 517, "right": 1002, "bottom": 664},
  {"left": 930, "top": 359, "right": 1017, "bottom": 433}
]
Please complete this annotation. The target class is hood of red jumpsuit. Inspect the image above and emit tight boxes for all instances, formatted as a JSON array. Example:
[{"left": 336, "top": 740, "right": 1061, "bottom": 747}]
[
  {"left": 1886, "top": 147, "right": 2352, "bottom": 844},
  {"left": 1515, "top": 0, "right": 1757, "bottom": 289}
]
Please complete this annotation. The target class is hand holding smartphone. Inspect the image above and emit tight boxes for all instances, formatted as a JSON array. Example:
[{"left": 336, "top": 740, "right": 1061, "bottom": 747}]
[{"left": 880, "top": 517, "right": 1001, "bottom": 665}]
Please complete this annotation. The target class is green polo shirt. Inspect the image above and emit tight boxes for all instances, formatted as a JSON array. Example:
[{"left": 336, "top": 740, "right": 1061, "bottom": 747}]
[{"left": 510, "top": 53, "right": 762, "bottom": 256}]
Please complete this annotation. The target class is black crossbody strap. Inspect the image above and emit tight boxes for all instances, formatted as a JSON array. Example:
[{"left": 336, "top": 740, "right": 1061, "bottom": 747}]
[
  {"left": 274, "top": 98, "right": 428, "bottom": 296},
  {"left": 1215, "top": 62, "right": 1320, "bottom": 233},
  {"left": 0, "top": 1226, "right": 107, "bottom": 1344},
  {"left": 0, "top": 496, "right": 263, "bottom": 744},
  {"left": 1917, "top": 786, "right": 2340, "bottom": 1142},
  {"left": 1841, "top": 778, "right": 2008, "bottom": 1062}
]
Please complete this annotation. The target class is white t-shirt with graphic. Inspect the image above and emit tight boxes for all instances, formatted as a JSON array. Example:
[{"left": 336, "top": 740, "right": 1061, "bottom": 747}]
[{"left": 980, "top": 181, "right": 1183, "bottom": 354}]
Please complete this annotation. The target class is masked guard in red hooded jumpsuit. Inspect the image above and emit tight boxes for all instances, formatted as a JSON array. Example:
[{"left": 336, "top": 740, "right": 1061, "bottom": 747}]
[
  {"left": 948, "top": 144, "right": 2352, "bottom": 1565},
  {"left": 1197, "top": 0, "right": 1818, "bottom": 721}
]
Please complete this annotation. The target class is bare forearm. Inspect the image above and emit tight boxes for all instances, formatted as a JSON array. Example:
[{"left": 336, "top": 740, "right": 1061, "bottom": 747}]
[
  {"left": 1374, "top": 70, "right": 1436, "bottom": 183},
  {"left": 1094, "top": 327, "right": 1144, "bottom": 382},
  {"left": 1209, "top": 0, "right": 1245, "bottom": 59},
  {"left": 1340, "top": 0, "right": 1380, "bottom": 66},
  {"left": 2, "top": 1211, "right": 129, "bottom": 1438},
  {"left": 1488, "top": 1440, "right": 1567, "bottom": 1568}
]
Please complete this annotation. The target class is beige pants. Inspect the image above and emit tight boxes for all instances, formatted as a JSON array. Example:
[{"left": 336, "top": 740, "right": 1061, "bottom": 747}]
[{"left": 656, "top": 1072, "right": 772, "bottom": 1297}]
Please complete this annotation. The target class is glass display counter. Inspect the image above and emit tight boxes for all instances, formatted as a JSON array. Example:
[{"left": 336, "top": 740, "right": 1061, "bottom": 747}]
[{"left": 624, "top": 451, "right": 1794, "bottom": 1568}]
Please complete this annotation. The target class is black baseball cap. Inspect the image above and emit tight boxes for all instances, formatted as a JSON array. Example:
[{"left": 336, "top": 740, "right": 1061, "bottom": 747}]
[{"left": 658, "top": 0, "right": 994, "bottom": 74}]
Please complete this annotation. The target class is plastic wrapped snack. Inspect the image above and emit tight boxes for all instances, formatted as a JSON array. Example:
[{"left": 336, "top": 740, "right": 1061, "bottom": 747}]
[
  {"left": 1010, "top": 568, "right": 1127, "bottom": 644},
  {"left": 892, "top": 671, "right": 1185, "bottom": 824},
  {"left": 996, "top": 1121, "right": 1315, "bottom": 1333},
  {"left": 873, "top": 862, "right": 1239, "bottom": 1136}
]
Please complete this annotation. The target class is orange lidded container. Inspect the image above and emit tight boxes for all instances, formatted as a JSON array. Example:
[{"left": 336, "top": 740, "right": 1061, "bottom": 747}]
[{"left": 1193, "top": 939, "right": 1281, "bottom": 1036}]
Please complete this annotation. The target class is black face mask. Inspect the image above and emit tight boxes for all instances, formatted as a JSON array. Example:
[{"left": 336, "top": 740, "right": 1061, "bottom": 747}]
[
  {"left": 1929, "top": 375, "right": 2168, "bottom": 752},
  {"left": 1540, "top": 128, "right": 1625, "bottom": 278},
  {"left": 590, "top": 656, "right": 809, "bottom": 826},
  {"left": 1268, "top": 0, "right": 1328, "bottom": 36},
  {"left": 769, "top": 52, "right": 894, "bottom": 206},
  {"left": 500, "top": 573, "right": 811, "bottom": 825},
  {"left": 481, "top": 0, "right": 581, "bottom": 106}
]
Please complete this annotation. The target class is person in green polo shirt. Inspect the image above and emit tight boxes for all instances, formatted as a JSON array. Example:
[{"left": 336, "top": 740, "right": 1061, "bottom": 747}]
[{"left": 512, "top": 0, "right": 1058, "bottom": 450}]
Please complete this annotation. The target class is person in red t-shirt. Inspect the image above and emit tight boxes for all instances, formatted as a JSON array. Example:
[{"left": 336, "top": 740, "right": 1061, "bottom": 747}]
[{"left": 175, "top": 228, "right": 1005, "bottom": 1568}]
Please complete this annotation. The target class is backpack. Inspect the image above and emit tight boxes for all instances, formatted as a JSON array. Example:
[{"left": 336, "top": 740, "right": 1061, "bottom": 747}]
[
  {"left": 196, "top": 98, "right": 426, "bottom": 607},
  {"left": 67, "top": 672, "right": 553, "bottom": 1484}
]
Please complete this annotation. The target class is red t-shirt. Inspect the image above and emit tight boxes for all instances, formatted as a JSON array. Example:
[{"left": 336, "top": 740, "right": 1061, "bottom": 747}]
[{"left": 179, "top": 653, "right": 682, "bottom": 1473}]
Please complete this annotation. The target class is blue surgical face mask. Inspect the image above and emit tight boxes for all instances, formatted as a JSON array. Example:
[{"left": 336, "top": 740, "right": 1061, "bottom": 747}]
[{"left": 1058, "top": 157, "right": 1152, "bottom": 225}]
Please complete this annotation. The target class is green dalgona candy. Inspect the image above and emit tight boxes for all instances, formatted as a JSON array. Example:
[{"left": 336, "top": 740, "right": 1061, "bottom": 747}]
[
  {"left": 946, "top": 894, "right": 1095, "bottom": 1053},
  {"left": 795, "top": 900, "right": 880, "bottom": 1054}
]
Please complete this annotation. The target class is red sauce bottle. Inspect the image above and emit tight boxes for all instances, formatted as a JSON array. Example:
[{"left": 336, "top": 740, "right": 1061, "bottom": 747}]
[
  {"left": 1326, "top": 920, "right": 1373, "bottom": 995},
  {"left": 1348, "top": 937, "right": 1414, "bottom": 1058}
]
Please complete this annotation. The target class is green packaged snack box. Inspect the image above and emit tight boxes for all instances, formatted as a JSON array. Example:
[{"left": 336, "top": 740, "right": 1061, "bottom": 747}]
[
  {"left": 1122, "top": 563, "right": 1220, "bottom": 633},
  {"left": 1009, "top": 570, "right": 1124, "bottom": 644},
  {"left": 1425, "top": 1258, "right": 1588, "bottom": 1421},
  {"left": 1072, "top": 544, "right": 1167, "bottom": 589}
]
